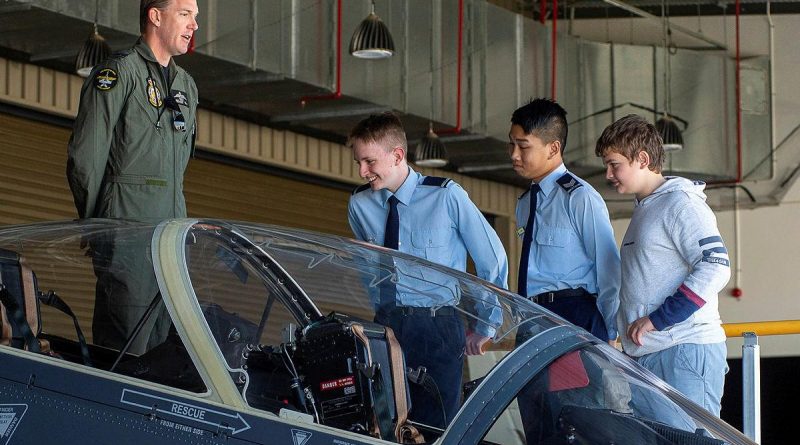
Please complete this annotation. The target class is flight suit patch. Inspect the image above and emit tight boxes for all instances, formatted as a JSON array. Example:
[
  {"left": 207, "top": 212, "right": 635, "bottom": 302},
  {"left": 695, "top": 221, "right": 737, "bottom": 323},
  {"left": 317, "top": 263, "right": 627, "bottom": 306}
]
[
  {"left": 147, "top": 78, "right": 163, "bottom": 107},
  {"left": 94, "top": 68, "right": 118, "bottom": 91},
  {"left": 171, "top": 90, "right": 189, "bottom": 106}
]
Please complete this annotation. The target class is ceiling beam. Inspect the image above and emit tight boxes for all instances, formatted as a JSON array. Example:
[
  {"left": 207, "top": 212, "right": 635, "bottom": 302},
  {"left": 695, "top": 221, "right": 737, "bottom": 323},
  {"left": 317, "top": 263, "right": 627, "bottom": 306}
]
[{"left": 270, "top": 105, "right": 391, "bottom": 123}]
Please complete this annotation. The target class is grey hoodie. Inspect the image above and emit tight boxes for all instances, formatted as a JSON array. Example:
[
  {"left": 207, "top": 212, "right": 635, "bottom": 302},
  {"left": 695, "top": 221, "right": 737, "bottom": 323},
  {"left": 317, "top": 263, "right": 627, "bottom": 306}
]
[{"left": 618, "top": 177, "right": 729, "bottom": 357}]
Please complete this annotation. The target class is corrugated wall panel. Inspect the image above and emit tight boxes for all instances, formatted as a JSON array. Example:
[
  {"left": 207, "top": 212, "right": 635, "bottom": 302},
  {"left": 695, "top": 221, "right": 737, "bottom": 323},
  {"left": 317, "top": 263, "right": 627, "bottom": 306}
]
[{"left": 0, "top": 111, "right": 351, "bottom": 340}]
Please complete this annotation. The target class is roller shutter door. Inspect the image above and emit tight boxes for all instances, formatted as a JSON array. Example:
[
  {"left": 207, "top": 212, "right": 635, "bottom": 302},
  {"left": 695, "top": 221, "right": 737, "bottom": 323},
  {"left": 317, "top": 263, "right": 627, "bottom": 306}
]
[
  {"left": 0, "top": 111, "right": 351, "bottom": 235},
  {"left": 1, "top": 110, "right": 353, "bottom": 342}
]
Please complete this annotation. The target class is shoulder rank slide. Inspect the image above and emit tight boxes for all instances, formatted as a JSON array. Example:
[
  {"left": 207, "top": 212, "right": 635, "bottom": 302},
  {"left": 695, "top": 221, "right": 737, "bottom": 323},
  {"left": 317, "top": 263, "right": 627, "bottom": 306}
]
[
  {"left": 352, "top": 183, "right": 371, "bottom": 195},
  {"left": 421, "top": 176, "right": 452, "bottom": 187},
  {"left": 556, "top": 173, "right": 583, "bottom": 194}
]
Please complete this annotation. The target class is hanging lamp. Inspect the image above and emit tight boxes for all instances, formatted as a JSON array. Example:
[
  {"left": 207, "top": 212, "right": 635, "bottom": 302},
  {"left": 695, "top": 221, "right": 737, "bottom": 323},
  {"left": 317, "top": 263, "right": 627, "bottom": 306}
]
[
  {"left": 414, "top": 123, "right": 448, "bottom": 168},
  {"left": 75, "top": 2, "right": 111, "bottom": 77},
  {"left": 349, "top": 1, "right": 394, "bottom": 59},
  {"left": 658, "top": 0, "right": 684, "bottom": 152},
  {"left": 656, "top": 115, "right": 684, "bottom": 152}
]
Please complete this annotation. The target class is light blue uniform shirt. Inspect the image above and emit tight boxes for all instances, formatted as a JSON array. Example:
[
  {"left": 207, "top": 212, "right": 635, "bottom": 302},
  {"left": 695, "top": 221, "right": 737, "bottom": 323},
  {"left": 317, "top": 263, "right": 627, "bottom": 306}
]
[
  {"left": 516, "top": 163, "right": 620, "bottom": 339},
  {"left": 348, "top": 167, "right": 508, "bottom": 337}
]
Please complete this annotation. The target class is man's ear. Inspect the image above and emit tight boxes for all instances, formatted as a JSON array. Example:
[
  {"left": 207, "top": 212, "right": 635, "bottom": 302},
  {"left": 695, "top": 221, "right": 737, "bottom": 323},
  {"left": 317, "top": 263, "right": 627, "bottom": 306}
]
[
  {"left": 548, "top": 140, "right": 561, "bottom": 159},
  {"left": 637, "top": 151, "right": 651, "bottom": 169},
  {"left": 392, "top": 146, "right": 406, "bottom": 165},
  {"left": 149, "top": 7, "right": 161, "bottom": 27}
]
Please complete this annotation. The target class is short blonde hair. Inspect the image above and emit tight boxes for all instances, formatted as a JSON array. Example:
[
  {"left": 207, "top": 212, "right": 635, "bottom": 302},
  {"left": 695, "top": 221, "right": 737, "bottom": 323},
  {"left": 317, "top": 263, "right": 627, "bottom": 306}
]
[{"left": 347, "top": 112, "right": 407, "bottom": 153}]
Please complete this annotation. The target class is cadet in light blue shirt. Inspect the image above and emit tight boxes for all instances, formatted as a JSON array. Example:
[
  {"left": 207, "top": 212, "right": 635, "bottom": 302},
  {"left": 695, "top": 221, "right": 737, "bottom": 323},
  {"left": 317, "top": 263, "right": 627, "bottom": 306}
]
[
  {"left": 347, "top": 112, "right": 508, "bottom": 428},
  {"left": 510, "top": 99, "right": 620, "bottom": 343},
  {"left": 510, "top": 99, "right": 620, "bottom": 445}
]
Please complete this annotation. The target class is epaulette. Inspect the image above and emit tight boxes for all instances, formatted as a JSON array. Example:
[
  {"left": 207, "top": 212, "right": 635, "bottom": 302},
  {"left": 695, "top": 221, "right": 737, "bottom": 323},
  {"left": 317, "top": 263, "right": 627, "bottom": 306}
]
[
  {"left": 352, "top": 183, "right": 371, "bottom": 195},
  {"left": 556, "top": 173, "right": 583, "bottom": 194},
  {"left": 421, "top": 176, "right": 452, "bottom": 187}
]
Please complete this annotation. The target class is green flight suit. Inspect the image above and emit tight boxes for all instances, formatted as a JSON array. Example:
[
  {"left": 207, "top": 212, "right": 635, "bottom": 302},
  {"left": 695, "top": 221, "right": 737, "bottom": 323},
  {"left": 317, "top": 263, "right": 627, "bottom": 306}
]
[{"left": 66, "top": 39, "right": 198, "bottom": 353}]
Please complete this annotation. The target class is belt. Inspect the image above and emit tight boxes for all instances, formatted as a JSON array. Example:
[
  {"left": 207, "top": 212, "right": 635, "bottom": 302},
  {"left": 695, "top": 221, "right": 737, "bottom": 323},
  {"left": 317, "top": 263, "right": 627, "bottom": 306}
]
[
  {"left": 391, "top": 306, "right": 456, "bottom": 317},
  {"left": 107, "top": 174, "right": 168, "bottom": 187},
  {"left": 529, "top": 288, "right": 590, "bottom": 304}
]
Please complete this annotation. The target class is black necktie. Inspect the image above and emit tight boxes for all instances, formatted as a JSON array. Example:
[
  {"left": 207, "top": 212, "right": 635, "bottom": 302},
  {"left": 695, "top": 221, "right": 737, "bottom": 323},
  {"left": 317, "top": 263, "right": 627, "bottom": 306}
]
[
  {"left": 517, "top": 184, "right": 540, "bottom": 296},
  {"left": 377, "top": 195, "right": 400, "bottom": 320},
  {"left": 384, "top": 195, "right": 400, "bottom": 250}
]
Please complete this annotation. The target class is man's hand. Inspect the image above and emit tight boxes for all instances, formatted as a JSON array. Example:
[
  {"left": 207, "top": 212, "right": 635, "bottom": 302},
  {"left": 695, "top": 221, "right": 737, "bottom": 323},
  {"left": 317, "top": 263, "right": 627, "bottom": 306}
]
[
  {"left": 465, "top": 332, "right": 491, "bottom": 356},
  {"left": 627, "top": 316, "right": 655, "bottom": 346}
]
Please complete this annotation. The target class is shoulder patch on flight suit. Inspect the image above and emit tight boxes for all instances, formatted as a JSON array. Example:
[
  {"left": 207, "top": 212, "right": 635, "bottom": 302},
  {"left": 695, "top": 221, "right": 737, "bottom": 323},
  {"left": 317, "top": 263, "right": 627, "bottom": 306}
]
[
  {"left": 94, "top": 68, "right": 118, "bottom": 91},
  {"left": 556, "top": 173, "right": 583, "bottom": 194},
  {"left": 352, "top": 183, "right": 371, "bottom": 195},
  {"left": 421, "top": 176, "right": 452, "bottom": 187}
]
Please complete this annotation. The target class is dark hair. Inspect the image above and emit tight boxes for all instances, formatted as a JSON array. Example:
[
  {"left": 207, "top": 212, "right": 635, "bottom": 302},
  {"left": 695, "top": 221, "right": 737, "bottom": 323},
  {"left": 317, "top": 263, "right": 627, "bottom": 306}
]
[
  {"left": 511, "top": 98, "right": 568, "bottom": 154},
  {"left": 140, "top": 0, "right": 173, "bottom": 33},
  {"left": 347, "top": 112, "right": 408, "bottom": 152},
  {"left": 595, "top": 114, "right": 664, "bottom": 172}
]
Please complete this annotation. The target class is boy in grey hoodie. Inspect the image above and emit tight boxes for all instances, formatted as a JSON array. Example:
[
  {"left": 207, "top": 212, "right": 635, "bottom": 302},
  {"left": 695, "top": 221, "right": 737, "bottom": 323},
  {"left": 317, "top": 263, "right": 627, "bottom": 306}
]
[{"left": 595, "top": 114, "right": 730, "bottom": 416}]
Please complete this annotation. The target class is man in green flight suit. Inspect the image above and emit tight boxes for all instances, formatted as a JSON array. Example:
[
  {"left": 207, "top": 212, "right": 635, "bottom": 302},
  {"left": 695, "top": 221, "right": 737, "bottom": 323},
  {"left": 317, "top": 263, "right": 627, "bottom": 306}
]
[{"left": 67, "top": 0, "right": 200, "bottom": 353}]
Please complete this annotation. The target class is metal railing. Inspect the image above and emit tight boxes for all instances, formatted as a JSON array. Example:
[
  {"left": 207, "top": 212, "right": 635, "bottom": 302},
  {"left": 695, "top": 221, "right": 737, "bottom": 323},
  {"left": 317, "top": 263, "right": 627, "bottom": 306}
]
[{"left": 723, "top": 319, "right": 800, "bottom": 444}]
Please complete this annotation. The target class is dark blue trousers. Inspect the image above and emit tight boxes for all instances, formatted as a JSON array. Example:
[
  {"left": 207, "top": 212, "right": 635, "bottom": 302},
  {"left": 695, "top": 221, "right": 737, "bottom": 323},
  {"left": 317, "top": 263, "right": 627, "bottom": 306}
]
[
  {"left": 379, "top": 312, "right": 465, "bottom": 429},
  {"left": 540, "top": 294, "right": 609, "bottom": 341}
]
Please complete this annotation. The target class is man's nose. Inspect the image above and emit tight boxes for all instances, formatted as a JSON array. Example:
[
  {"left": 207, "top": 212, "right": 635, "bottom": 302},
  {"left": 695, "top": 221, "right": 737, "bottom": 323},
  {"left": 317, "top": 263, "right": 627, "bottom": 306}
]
[
  {"left": 605, "top": 166, "right": 614, "bottom": 180},
  {"left": 509, "top": 146, "right": 519, "bottom": 160}
]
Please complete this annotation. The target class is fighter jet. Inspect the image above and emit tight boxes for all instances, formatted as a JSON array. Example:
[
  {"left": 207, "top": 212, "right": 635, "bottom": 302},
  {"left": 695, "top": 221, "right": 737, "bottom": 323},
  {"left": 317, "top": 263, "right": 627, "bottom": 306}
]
[{"left": 0, "top": 219, "right": 754, "bottom": 444}]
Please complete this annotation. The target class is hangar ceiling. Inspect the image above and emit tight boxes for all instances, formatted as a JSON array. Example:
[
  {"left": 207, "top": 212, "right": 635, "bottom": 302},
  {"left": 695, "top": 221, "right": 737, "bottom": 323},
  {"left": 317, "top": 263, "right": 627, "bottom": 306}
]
[{"left": 0, "top": 0, "right": 794, "bottom": 212}]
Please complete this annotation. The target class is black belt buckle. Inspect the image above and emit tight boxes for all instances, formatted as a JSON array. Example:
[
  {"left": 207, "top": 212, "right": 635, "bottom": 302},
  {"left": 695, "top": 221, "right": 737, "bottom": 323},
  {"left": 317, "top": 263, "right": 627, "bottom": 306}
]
[
  {"left": 530, "top": 288, "right": 589, "bottom": 304},
  {"left": 531, "top": 292, "right": 556, "bottom": 304}
]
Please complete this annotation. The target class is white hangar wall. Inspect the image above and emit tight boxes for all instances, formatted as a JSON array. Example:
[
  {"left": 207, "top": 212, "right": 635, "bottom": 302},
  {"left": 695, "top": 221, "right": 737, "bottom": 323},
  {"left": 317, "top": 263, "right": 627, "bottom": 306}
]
[{"left": 590, "top": 14, "right": 800, "bottom": 358}]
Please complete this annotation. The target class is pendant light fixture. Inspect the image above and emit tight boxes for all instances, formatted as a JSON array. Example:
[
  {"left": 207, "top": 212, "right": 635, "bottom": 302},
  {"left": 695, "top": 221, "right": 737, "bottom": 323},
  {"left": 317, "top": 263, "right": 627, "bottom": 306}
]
[
  {"left": 656, "top": 115, "right": 684, "bottom": 152},
  {"left": 75, "top": 1, "right": 111, "bottom": 77},
  {"left": 412, "top": 12, "right": 447, "bottom": 168},
  {"left": 349, "top": 1, "right": 394, "bottom": 59},
  {"left": 414, "top": 123, "right": 448, "bottom": 168},
  {"left": 658, "top": 0, "right": 684, "bottom": 151}
]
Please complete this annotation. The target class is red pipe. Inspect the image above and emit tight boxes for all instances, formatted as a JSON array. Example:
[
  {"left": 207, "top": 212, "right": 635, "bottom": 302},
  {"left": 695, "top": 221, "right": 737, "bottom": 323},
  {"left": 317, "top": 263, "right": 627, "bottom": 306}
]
[
  {"left": 437, "top": 0, "right": 464, "bottom": 135},
  {"left": 539, "top": 0, "right": 546, "bottom": 24},
  {"left": 709, "top": 0, "right": 743, "bottom": 185},
  {"left": 551, "top": 0, "right": 557, "bottom": 99},
  {"left": 734, "top": 0, "right": 743, "bottom": 182},
  {"left": 301, "top": 0, "right": 342, "bottom": 105}
]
